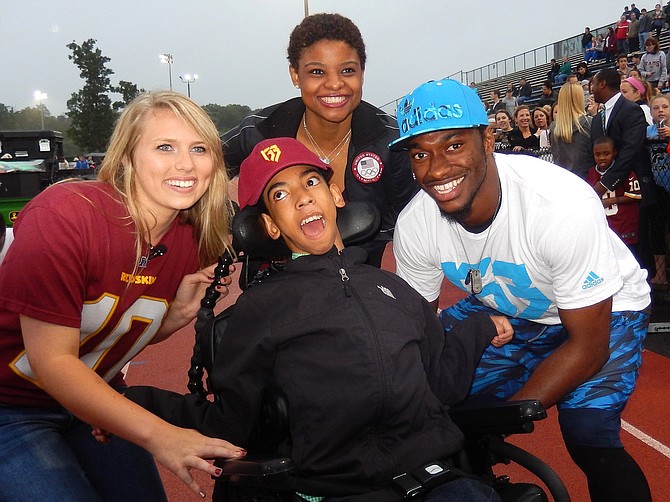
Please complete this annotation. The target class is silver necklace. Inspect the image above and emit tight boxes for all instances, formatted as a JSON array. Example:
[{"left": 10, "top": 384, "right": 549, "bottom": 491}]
[
  {"left": 454, "top": 186, "right": 502, "bottom": 295},
  {"left": 302, "top": 115, "right": 351, "bottom": 164}
]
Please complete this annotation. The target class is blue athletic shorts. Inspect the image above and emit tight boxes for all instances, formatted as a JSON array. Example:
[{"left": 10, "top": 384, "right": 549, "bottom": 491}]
[{"left": 440, "top": 296, "right": 650, "bottom": 447}]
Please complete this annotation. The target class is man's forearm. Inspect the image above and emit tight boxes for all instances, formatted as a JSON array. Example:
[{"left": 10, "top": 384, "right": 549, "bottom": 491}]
[{"left": 510, "top": 338, "right": 609, "bottom": 407}]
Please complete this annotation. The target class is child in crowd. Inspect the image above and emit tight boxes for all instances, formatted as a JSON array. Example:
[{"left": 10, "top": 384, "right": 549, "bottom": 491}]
[
  {"left": 128, "top": 137, "right": 513, "bottom": 502},
  {"left": 647, "top": 94, "right": 670, "bottom": 193},
  {"left": 645, "top": 94, "right": 670, "bottom": 289},
  {"left": 588, "top": 137, "right": 641, "bottom": 257}
]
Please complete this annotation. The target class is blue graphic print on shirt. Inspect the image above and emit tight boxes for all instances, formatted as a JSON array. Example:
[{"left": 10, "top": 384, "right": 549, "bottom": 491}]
[{"left": 441, "top": 259, "right": 552, "bottom": 319}]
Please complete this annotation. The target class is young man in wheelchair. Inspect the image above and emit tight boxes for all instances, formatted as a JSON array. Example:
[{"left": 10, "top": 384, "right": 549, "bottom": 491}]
[{"left": 128, "top": 137, "right": 514, "bottom": 501}]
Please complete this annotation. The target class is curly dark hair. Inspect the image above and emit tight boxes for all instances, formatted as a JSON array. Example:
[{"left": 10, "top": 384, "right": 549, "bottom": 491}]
[{"left": 287, "top": 13, "right": 366, "bottom": 70}]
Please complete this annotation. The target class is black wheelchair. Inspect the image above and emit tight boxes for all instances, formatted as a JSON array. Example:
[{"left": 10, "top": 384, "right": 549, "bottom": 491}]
[{"left": 186, "top": 202, "right": 571, "bottom": 502}]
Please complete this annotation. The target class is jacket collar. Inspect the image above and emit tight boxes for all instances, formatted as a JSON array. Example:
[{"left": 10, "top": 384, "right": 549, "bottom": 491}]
[{"left": 284, "top": 246, "right": 367, "bottom": 273}]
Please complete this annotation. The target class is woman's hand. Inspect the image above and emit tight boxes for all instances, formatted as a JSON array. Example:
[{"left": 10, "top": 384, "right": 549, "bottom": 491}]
[
  {"left": 92, "top": 420, "right": 249, "bottom": 497},
  {"left": 147, "top": 424, "right": 246, "bottom": 498},
  {"left": 91, "top": 426, "right": 113, "bottom": 444},
  {"left": 156, "top": 263, "right": 236, "bottom": 341}
]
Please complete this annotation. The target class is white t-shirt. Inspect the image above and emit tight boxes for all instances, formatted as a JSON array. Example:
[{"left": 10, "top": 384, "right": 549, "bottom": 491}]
[{"left": 394, "top": 153, "right": 650, "bottom": 325}]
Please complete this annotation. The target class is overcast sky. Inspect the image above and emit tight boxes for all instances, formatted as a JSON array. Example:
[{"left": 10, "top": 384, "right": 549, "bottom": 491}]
[{"left": 1, "top": 0, "right": 624, "bottom": 118}]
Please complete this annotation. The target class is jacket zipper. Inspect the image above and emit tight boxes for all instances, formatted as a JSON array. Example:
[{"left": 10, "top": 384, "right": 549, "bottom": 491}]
[
  {"left": 339, "top": 267, "right": 351, "bottom": 297},
  {"left": 333, "top": 255, "right": 387, "bottom": 410},
  {"left": 333, "top": 253, "right": 397, "bottom": 472}
]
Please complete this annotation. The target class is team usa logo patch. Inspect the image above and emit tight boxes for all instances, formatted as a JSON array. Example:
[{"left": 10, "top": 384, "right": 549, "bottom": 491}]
[{"left": 352, "top": 152, "right": 383, "bottom": 183}]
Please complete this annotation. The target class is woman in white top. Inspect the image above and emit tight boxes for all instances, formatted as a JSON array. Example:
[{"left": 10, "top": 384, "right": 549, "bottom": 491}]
[{"left": 532, "top": 107, "right": 552, "bottom": 149}]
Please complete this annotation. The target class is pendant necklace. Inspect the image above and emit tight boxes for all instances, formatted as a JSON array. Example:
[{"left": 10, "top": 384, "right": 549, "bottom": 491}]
[
  {"left": 302, "top": 115, "right": 351, "bottom": 165},
  {"left": 455, "top": 185, "right": 502, "bottom": 295}
]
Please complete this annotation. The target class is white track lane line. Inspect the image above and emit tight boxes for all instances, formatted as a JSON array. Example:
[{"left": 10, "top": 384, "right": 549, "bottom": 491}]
[{"left": 621, "top": 420, "right": 670, "bottom": 459}]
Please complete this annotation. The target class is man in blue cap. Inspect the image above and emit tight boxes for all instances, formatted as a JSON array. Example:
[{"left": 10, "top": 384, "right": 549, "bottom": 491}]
[{"left": 390, "top": 79, "right": 652, "bottom": 502}]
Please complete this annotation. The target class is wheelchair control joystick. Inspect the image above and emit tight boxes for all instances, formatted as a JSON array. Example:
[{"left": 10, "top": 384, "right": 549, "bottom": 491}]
[
  {"left": 199, "top": 253, "right": 235, "bottom": 312},
  {"left": 189, "top": 251, "right": 235, "bottom": 397}
]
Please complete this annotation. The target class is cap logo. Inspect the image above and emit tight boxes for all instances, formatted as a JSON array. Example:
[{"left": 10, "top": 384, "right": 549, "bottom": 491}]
[
  {"left": 260, "top": 144, "right": 282, "bottom": 162},
  {"left": 401, "top": 97, "right": 414, "bottom": 115},
  {"left": 399, "top": 102, "right": 464, "bottom": 135}
]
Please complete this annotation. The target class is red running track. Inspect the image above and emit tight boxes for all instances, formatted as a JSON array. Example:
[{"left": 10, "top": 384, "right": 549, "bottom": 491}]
[{"left": 125, "top": 245, "right": 670, "bottom": 501}]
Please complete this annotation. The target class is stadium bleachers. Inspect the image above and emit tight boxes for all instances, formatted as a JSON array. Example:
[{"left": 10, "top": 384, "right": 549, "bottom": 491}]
[{"left": 473, "top": 24, "right": 670, "bottom": 107}]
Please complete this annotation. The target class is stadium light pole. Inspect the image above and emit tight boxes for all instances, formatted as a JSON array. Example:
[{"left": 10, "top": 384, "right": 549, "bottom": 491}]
[
  {"left": 159, "top": 53, "right": 174, "bottom": 90},
  {"left": 179, "top": 74, "right": 199, "bottom": 98},
  {"left": 33, "top": 90, "right": 48, "bottom": 129}
]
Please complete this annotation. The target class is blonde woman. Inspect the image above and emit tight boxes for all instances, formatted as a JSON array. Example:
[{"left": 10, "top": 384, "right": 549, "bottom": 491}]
[
  {"left": 550, "top": 82, "right": 593, "bottom": 178},
  {"left": 0, "top": 91, "right": 244, "bottom": 501}
]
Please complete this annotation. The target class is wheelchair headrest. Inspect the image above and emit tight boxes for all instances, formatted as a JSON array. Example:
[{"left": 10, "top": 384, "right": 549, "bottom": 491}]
[{"left": 231, "top": 201, "right": 380, "bottom": 260}]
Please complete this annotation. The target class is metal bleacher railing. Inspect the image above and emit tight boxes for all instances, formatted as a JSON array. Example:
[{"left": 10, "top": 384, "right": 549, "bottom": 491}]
[{"left": 379, "top": 21, "right": 635, "bottom": 114}]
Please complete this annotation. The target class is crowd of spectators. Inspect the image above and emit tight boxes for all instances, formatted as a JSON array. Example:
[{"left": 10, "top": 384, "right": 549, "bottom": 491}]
[{"left": 477, "top": 2, "right": 670, "bottom": 142}]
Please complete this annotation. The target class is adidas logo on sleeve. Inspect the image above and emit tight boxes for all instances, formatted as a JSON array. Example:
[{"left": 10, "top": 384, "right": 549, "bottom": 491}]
[{"left": 582, "top": 271, "right": 604, "bottom": 290}]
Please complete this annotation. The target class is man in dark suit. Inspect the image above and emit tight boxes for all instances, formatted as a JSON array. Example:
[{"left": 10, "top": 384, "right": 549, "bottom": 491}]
[
  {"left": 591, "top": 67, "right": 657, "bottom": 299},
  {"left": 590, "top": 68, "right": 655, "bottom": 204}
]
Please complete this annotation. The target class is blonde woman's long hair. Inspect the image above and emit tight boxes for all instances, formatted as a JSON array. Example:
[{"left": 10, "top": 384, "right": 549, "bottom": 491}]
[
  {"left": 553, "top": 83, "right": 588, "bottom": 144},
  {"left": 98, "top": 90, "right": 233, "bottom": 266}
]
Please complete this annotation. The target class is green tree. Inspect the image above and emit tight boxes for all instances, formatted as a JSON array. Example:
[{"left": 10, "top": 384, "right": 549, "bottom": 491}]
[
  {"left": 202, "top": 103, "right": 254, "bottom": 133},
  {"left": 66, "top": 39, "right": 117, "bottom": 153},
  {"left": 12, "top": 107, "right": 46, "bottom": 130},
  {"left": 0, "top": 104, "right": 19, "bottom": 130},
  {"left": 112, "top": 80, "right": 145, "bottom": 111}
]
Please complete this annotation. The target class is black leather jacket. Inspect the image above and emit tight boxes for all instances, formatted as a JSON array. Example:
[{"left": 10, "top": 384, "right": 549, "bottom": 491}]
[
  {"left": 222, "top": 98, "right": 418, "bottom": 246},
  {"left": 127, "top": 247, "right": 495, "bottom": 497}
]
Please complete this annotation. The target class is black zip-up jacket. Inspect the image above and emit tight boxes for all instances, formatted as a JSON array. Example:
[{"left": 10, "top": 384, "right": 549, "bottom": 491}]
[
  {"left": 128, "top": 247, "right": 496, "bottom": 497},
  {"left": 221, "top": 98, "right": 418, "bottom": 247}
]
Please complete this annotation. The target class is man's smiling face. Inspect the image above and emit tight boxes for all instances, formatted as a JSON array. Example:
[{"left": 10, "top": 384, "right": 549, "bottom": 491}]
[{"left": 406, "top": 127, "right": 495, "bottom": 226}]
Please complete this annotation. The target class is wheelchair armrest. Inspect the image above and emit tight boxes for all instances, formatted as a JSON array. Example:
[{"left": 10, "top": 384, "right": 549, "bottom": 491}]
[
  {"left": 449, "top": 399, "right": 547, "bottom": 436},
  {"left": 217, "top": 456, "right": 295, "bottom": 485}
]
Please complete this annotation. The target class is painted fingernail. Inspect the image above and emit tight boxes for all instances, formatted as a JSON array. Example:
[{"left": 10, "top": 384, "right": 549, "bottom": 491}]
[{"left": 215, "top": 468, "right": 222, "bottom": 476}]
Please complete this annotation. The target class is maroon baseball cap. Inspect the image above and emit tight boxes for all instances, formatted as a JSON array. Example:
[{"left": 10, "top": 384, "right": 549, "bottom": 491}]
[{"left": 238, "top": 137, "right": 333, "bottom": 209}]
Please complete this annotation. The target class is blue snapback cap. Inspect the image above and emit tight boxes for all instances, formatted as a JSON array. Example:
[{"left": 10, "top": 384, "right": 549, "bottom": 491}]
[{"left": 388, "top": 79, "right": 489, "bottom": 151}]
